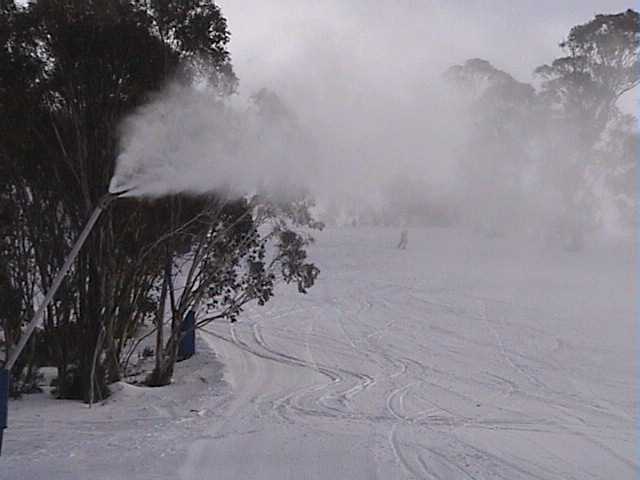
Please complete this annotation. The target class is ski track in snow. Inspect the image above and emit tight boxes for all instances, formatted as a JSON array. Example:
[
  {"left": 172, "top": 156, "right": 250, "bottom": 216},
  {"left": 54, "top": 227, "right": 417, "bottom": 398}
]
[
  {"left": 5, "top": 227, "right": 636, "bottom": 480},
  {"left": 186, "top": 228, "right": 635, "bottom": 480}
]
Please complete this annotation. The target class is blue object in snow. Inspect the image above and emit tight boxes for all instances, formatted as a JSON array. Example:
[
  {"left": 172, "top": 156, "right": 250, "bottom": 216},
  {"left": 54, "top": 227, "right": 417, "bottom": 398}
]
[{"left": 178, "top": 311, "right": 196, "bottom": 361}]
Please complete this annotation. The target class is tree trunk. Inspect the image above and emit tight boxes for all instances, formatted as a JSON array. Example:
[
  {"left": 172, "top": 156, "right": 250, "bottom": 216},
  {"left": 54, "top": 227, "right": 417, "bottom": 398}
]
[
  {"left": 146, "top": 335, "right": 179, "bottom": 387},
  {"left": 147, "top": 257, "right": 170, "bottom": 387}
]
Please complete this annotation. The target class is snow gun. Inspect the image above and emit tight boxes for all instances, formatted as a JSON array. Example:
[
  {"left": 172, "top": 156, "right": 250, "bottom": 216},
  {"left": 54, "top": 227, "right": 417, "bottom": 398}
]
[{"left": 0, "top": 186, "right": 134, "bottom": 455}]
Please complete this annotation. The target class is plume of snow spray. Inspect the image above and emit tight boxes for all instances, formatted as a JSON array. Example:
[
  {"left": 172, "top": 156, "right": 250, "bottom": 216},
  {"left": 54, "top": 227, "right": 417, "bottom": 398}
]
[{"left": 110, "top": 85, "right": 317, "bottom": 199}]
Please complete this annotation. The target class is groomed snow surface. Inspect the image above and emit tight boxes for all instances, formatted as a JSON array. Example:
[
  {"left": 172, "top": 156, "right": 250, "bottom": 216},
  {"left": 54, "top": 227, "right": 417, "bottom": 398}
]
[{"left": 4, "top": 227, "right": 636, "bottom": 479}]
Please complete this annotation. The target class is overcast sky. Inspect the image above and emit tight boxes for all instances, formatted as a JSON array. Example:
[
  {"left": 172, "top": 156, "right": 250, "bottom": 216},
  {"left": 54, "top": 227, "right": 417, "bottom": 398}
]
[{"left": 217, "top": 0, "right": 637, "bottom": 113}]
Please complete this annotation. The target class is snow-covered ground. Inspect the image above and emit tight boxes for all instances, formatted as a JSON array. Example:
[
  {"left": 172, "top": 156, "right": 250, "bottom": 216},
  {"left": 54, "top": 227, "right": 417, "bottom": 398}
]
[{"left": 4, "top": 226, "right": 636, "bottom": 479}]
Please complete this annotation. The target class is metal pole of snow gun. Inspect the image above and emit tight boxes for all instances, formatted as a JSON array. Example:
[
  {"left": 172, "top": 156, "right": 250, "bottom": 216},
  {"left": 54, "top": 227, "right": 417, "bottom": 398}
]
[
  {"left": 5, "top": 190, "right": 130, "bottom": 371},
  {"left": 1, "top": 187, "right": 132, "bottom": 455}
]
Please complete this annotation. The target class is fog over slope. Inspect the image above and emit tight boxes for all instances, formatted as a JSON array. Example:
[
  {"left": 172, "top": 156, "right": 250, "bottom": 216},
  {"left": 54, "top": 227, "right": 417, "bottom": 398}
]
[{"left": 112, "top": 0, "right": 636, "bottom": 241}]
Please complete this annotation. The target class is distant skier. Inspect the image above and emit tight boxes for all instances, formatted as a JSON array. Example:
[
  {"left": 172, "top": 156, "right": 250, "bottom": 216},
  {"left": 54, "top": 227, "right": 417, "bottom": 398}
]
[{"left": 397, "top": 229, "right": 408, "bottom": 249}]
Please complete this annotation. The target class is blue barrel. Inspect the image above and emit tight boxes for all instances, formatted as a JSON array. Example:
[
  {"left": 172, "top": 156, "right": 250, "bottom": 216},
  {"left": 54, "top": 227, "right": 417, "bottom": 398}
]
[
  {"left": 177, "top": 311, "right": 196, "bottom": 361},
  {"left": 0, "top": 369, "right": 9, "bottom": 455}
]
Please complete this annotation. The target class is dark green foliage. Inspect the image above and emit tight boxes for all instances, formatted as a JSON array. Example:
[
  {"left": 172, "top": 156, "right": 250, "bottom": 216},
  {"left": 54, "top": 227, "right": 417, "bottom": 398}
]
[
  {"left": 277, "top": 230, "right": 319, "bottom": 294},
  {"left": 0, "top": 0, "right": 238, "bottom": 400},
  {"left": 0, "top": 1, "right": 320, "bottom": 394},
  {"left": 534, "top": 10, "right": 639, "bottom": 244},
  {"left": 445, "top": 10, "right": 639, "bottom": 244},
  {"left": 535, "top": 9, "right": 639, "bottom": 135}
]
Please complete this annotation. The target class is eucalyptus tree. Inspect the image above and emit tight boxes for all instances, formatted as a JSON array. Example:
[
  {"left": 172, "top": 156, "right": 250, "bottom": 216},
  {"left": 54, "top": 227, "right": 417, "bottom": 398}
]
[{"left": 0, "top": 1, "right": 320, "bottom": 400}]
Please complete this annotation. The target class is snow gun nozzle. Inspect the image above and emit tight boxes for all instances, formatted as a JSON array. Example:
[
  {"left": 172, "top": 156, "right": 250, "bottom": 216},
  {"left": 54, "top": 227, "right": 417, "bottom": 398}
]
[
  {"left": 98, "top": 186, "right": 137, "bottom": 209},
  {"left": 109, "top": 186, "right": 136, "bottom": 197}
]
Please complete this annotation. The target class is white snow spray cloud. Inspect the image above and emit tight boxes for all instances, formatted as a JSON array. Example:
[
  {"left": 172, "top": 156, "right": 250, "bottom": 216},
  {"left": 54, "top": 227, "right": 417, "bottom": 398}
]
[
  {"left": 110, "top": 79, "right": 462, "bottom": 205},
  {"left": 109, "top": 85, "right": 319, "bottom": 199},
  {"left": 113, "top": 0, "right": 635, "bottom": 240}
]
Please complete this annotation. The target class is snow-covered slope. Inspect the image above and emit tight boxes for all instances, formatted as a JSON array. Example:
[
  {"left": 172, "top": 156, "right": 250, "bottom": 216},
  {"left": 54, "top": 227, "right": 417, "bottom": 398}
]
[{"left": 5, "top": 227, "right": 636, "bottom": 479}]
